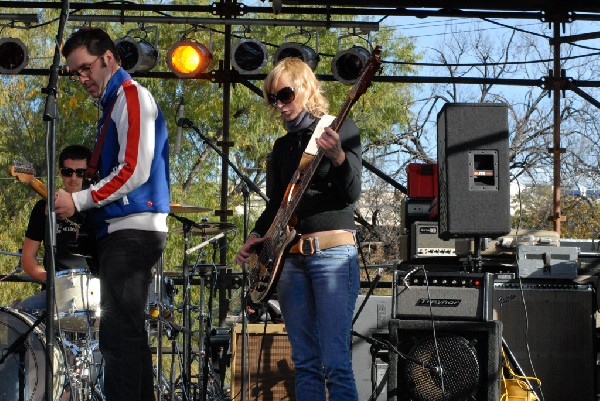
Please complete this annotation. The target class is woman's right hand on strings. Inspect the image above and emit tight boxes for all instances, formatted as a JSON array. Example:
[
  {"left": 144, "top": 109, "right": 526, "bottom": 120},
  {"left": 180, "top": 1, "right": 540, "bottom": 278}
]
[{"left": 235, "top": 235, "right": 265, "bottom": 265}]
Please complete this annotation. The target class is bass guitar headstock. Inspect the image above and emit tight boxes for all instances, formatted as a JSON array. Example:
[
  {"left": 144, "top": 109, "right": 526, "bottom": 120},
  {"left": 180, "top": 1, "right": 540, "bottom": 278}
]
[
  {"left": 9, "top": 160, "right": 36, "bottom": 184},
  {"left": 348, "top": 45, "right": 383, "bottom": 102}
]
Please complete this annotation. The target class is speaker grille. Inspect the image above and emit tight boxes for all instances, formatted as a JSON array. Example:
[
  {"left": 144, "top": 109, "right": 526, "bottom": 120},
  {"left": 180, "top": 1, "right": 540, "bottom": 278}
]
[
  {"left": 231, "top": 324, "right": 295, "bottom": 401},
  {"left": 388, "top": 319, "right": 502, "bottom": 401},
  {"left": 492, "top": 282, "right": 595, "bottom": 401},
  {"left": 404, "top": 335, "right": 480, "bottom": 401}
]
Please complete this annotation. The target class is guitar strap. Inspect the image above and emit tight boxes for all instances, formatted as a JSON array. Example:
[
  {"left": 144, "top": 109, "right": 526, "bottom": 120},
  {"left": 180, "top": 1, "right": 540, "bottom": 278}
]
[{"left": 86, "top": 79, "right": 133, "bottom": 181}]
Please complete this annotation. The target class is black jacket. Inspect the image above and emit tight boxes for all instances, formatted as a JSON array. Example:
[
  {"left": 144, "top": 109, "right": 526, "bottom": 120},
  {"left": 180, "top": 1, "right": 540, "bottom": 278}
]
[{"left": 252, "top": 117, "right": 362, "bottom": 236}]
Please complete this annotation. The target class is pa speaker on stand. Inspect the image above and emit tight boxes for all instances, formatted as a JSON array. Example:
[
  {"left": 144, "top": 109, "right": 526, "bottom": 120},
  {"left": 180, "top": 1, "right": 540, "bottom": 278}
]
[
  {"left": 387, "top": 319, "right": 502, "bottom": 401},
  {"left": 437, "top": 103, "right": 511, "bottom": 240}
]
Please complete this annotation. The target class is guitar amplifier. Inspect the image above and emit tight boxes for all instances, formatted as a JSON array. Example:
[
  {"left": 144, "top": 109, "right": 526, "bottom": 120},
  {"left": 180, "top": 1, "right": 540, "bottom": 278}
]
[
  {"left": 231, "top": 324, "right": 295, "bottom": 401},
  {"left": 410, "top": 221, "right": 456, "bottom": 258},
  {"left": 492, "top": 280, "right": 595, "bottom": 401},
  {"left": 395, "top": 271, "right": 493, "bottom": 321}
]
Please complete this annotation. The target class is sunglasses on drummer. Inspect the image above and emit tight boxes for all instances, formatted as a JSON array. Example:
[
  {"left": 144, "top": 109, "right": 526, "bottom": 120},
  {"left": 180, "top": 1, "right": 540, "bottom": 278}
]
[
  {"left": 267, "top": 87, "right": 295, "bottom": 106},
  {"left": 60, "top": 167, "right": 87, "bottom": 178}
]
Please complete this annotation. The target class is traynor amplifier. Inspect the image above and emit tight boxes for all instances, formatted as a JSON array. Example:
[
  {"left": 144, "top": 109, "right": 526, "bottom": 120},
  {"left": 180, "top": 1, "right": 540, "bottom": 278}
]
[{"left": 395, "top": 271, "right": 492, "bottom": 321}]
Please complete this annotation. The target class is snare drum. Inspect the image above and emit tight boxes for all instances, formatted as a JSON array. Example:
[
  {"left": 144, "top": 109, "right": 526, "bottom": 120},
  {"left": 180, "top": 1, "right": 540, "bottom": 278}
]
[
  {"left": 0, "top": 307, "right": 67, "bottom": 401},
  {"left": 55, "top": 269, "right": 101, "bottom": 332}
]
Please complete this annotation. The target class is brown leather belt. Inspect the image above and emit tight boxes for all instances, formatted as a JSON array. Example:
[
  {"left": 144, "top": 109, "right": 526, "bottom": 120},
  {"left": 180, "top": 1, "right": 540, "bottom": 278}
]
[{"left": 288, "top": 231, "right": 355, "bottom": 255}]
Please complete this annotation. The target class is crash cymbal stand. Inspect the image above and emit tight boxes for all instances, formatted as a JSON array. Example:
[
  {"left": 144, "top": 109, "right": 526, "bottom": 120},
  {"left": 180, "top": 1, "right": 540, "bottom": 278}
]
[
  {"left": 178, "top": 119, "right": 269, "bottom": 401},
  {"left": 152, "top": 254, "right": 166, "bottom": 401},
  {"left": 200, "top": 243, "right": 221, "bottom": 401},
  {"left": 168, "top": 212, "right": 206, "bottom": 394}
]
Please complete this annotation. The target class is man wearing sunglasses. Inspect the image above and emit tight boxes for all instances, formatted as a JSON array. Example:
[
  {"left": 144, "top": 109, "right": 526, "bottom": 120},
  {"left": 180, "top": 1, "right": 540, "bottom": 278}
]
[
  {"left": 55, "top": 27, "right": 170, "bottom": 401},
  {"left": 17, "top": 145, "right": 92, "bottom": 310}
]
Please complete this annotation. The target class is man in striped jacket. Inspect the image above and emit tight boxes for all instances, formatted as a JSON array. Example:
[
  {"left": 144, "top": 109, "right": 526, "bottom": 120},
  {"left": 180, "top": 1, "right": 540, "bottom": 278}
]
[{"left": 56, "top": 27, "right": 170, "bottom": 401}]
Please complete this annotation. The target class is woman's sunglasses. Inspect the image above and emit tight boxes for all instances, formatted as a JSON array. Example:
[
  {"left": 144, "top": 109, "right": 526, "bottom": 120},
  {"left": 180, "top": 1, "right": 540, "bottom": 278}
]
[
  {"left": 60, "top": 167, "right": 87, "bottom": 178},
  {"left": 267, "top": 87, "right": 295, "bottom": 106}
]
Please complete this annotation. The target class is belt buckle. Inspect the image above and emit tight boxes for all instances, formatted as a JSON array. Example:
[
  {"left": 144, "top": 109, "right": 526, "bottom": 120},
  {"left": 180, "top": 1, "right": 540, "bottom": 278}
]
[{"left": 299, "top": 237, "right": 316, "bottom": 256}]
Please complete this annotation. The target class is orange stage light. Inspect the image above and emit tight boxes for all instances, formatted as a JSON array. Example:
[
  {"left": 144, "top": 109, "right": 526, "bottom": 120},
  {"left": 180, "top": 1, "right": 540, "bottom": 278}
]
[{"left": 167, "top": 40, "right": 212, "bottom": 78}]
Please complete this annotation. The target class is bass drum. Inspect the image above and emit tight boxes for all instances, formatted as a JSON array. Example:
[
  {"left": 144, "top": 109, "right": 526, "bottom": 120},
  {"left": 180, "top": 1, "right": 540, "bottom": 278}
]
[{"left": 0, "top": 307, "right": 66, "bottom": 401}]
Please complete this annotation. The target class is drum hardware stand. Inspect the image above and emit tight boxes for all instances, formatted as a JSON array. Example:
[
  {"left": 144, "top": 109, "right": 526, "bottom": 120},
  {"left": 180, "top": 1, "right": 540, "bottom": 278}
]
[
  {"left": 169, "top": 212, "right": 211, "bottom": 392},
  {"left": 199, "top": 241, "right": 228, "bottom": 401},
  {"left": 152, "top": 254, "right": 167, "bottom": 401},
  {"left": 148, "top": 313, "right": 190, "bottom": 401},
  {"left": 178, "top": 119, "right": 269, "bottom": 401}
]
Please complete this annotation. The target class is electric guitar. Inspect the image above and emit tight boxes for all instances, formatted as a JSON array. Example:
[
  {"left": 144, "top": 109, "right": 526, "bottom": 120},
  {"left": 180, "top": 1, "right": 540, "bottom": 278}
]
[
  {"left": 9, "top": 160, "right": 99, "bottom": 274},
  {"left": 247, "top": 46, "right": 383, "bottom": 303}
]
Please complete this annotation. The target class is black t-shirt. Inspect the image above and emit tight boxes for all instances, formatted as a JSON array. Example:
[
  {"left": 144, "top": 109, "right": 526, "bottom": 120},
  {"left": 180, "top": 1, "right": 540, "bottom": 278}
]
[{"left": 25, "top": 199, "right": 89, "bottom": 272}]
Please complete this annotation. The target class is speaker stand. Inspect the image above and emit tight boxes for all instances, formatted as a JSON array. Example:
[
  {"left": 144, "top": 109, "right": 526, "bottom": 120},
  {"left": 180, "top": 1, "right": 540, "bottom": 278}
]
[{"left": 464, "top": 236, "right": 483, "bottom": 272}]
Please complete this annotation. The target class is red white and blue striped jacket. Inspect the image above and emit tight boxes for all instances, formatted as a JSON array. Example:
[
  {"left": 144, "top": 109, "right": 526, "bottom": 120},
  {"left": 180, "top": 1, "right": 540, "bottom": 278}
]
[{"left": 72, "top": 68, "right": 170, "bottom": 237}]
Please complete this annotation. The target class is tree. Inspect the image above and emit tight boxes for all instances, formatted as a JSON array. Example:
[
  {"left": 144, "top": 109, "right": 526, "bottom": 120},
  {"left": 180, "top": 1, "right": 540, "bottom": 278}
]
[{"left": 0, "top": 9, "right": 418, "bottom": 304}]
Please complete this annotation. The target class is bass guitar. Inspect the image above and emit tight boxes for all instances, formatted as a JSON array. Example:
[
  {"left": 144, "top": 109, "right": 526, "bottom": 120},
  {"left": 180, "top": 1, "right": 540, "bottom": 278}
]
[
  {"left": 247, "top": 46, "right": 382, "bottom": 303},
  {"left": 9, "top": 160, "right": 99, "bottom": 274}
]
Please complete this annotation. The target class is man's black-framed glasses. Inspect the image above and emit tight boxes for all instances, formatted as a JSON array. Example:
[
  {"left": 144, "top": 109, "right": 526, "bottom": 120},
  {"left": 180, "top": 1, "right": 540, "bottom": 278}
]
[
  {"left": 267, "top": 87, "right": 295, "bottom": 106},
  {"left": 60, "top": 167, "right": 87, "bottom": 178},
  {"left": 68, "top": 56, "right": 101, "bottom": 81}
]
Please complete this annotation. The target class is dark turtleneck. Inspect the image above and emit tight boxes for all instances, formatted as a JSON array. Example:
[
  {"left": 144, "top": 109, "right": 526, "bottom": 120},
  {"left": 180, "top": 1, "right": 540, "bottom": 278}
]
[{"left": 284, "top": 110, "right": 316, "bottom": 133}]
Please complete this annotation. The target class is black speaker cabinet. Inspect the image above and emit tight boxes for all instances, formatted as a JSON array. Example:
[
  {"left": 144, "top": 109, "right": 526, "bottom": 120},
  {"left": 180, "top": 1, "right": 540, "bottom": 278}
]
[
  {"left": 387, "top": 319, "right": 502, "bottom": 401},
  {"left": 492, "top": 281, "right": 596, "bottom": 401},
  {"left": 437, "top": 103, "right": 510, "bottom": 239}
]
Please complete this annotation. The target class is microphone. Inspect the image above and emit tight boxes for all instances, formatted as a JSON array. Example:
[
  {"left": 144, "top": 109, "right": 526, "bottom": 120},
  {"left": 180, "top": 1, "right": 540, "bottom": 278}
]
[
  {"left": 177, "top": 117, "right": 193, "bottom": 128},
  {"left": 175, "top": 98, "right": 185, "bottom": 154}
]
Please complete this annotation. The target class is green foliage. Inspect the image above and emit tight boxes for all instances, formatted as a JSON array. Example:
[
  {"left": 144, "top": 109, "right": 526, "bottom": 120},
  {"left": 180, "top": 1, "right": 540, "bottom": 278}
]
[
  {"left": 0, "top": 9, "right": 417, "bottom": 308},
  {"left": 512, "top": 185, "right": 600, "bottom": 239}
]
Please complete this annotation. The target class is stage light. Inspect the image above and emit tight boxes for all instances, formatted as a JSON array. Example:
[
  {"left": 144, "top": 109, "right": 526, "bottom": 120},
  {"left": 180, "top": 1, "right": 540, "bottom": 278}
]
[
  {"left": 331, "top": 45, "right": 371, "bottom": 85},
  {"left": 273, "top": 42, "right": 319, "bottom": 71},
  {"left": 116, "top": 36, "right": 158, "bottom": 74},
  {"left": 231, "top": 38, "right": 268, "bottom": 74},
  {"left": 0, "top": 38, "right": 28, "bottom": 74},
  {"left": 167, "top": 40, "right": 213, "bottom": 78}
]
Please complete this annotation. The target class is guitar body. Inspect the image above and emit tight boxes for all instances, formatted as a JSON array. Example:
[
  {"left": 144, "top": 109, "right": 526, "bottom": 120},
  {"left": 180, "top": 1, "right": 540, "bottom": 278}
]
[
  {"left": 246, "top": 46, "right": 382, "bottom": 303},
  {"left": 247, "top": 224, "right": 297, "bottom": 303}
]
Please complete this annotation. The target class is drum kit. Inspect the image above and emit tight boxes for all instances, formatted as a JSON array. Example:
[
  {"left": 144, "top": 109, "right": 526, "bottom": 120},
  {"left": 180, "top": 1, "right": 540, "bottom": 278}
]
[
  {"left": 0, "top": 273, "right": 104, "bottom": 401},
  {"left": 0, "top": 204, "right": 234, "bottom": 401}
]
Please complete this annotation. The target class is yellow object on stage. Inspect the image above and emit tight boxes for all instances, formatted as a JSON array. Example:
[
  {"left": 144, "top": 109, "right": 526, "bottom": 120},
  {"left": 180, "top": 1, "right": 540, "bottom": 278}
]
[{"left": 501, "top": 378, "right": 539, "bottom": 401}]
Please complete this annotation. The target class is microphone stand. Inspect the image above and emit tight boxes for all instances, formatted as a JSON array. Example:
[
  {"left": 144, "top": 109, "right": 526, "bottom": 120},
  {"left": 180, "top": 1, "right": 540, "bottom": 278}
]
[
  {"left": 178, "top": 118, "right": 269, "bottom": 401},
  {"left": 351, "top": 330, "right": 440, "bottom": 372},
  {"left": 42, "top": 1, "right": 70, "bottom": 399},
  {"left": 178, "top": 118, "right": 268, "bottom": 203}
]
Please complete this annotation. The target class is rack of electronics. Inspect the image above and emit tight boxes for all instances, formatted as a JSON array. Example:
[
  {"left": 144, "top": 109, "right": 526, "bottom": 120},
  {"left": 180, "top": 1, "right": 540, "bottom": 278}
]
[{"left": 380, "top": 103, "right": 598, "bottom": 401}]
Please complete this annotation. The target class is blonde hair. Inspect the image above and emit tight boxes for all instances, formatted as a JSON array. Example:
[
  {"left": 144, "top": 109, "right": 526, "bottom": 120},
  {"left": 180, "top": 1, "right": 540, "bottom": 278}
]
[{"left": 263, "top": 57, "right": 329, "bottom": 118}]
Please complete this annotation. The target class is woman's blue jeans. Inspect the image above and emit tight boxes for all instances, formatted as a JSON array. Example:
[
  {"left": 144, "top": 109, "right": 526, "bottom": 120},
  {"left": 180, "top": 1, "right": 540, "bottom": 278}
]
[{"left": 276, "top": 244, "right": 360, "bottom": 401}]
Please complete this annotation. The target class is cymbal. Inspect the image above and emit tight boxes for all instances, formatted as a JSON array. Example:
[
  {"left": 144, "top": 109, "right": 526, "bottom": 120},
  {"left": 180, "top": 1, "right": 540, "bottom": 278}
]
[
  {"left": 169, "top": 203, "right": 212, "bottom": 214},
  {"left": 171, "top": 222, "right": 235, "bottom": 236}
]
